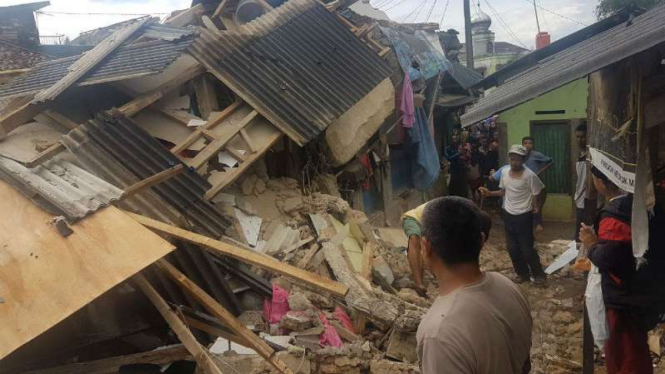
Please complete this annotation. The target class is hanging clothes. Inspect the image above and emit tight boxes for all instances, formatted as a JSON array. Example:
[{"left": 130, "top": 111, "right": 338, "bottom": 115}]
[
  {"left": 400, "top": 73, "right": 415, "bottom": 128},
  {"left": 410, "top": 107, "right": 440, "bottom": 190}
]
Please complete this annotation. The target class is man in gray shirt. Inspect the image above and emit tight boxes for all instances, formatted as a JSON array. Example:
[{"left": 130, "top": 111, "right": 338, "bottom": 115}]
[{"left": 417, "top": 197, "right": 532, "bottom": 374}]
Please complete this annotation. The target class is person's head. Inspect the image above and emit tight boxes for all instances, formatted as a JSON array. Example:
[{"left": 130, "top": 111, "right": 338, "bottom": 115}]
[
  {"left": 508, "top": 145, "right": 527, "bottom": 172},
  {"left": 420, "top": 197, "right": 483, "bottom": 271},
  {"left": 575, "top": 123, "right": 587, "bottom": 150},
  {"left": 451, "top": 133, "right": 459, "bottom": 145},
  {"left": 522, "top": 136, "right": 534, "bottom": 153},
  {"left": 591, "top": 166, "right": 620, "bottom": 197}
]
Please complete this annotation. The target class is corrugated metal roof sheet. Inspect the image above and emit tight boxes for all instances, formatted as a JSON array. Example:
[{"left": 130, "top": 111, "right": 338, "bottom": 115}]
[
  {"left": 0, "top": 37, "right": 195, "bottom": 99},
  {"left": 0, "top": 155, "right": 123, "bottom": 221},
  {"left": 189, "top": 0, "right": 392, "bottom": 145},
  {"left": 447, "top": 61, "right": 482, "bottom": 90},
  {"left": 143, "top": 24, "right": 197, "bottom": 41},
  {"left": 62, "top": 110, "right": 233, "bottom": 238},
  {"left": 461, "top": 3, "right": 665, "bottom": 127}
]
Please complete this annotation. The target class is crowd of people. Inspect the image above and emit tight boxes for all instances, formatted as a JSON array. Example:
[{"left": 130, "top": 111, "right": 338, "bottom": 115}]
[{"left": 401, "top": 123, "right": 663, "bottom": 373}]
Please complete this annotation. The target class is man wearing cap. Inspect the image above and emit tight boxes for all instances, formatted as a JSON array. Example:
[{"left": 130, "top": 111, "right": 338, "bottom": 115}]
[{"left": 480, "top": 145, "right": 547, "bottom": 285}]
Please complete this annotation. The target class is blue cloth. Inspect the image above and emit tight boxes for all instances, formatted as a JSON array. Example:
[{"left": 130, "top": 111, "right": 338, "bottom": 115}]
[
  {"left": 379, "top": 26, "right": 448, "bottom": 81},
  {"left": 410, "top": 107, "right": 440, "bottom": 190},
  {"left": 493, "top": 151, "right": 553, "bottom": 180}
]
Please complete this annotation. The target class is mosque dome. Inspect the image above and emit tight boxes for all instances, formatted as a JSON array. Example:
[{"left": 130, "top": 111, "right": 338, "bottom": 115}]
[{"left": 471, "top": 8, "right": 492, "bottom": 30}]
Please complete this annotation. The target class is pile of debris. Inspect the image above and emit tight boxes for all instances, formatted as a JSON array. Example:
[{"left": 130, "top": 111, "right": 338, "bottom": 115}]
[{"left": 0, "top": 1, "right": 440, "bottom": 373}]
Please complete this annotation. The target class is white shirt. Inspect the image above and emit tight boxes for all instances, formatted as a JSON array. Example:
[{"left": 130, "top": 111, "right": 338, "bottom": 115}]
[
  {"left": 499, "top": 166, "right": 544, "bottom": 215},
  {"left": 574, "top": 155, "right": 587, "bottom": 209}
]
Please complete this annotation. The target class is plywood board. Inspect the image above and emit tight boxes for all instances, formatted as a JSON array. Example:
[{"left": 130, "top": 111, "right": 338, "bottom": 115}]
[{"left": 0, "top": 181, "right": 175, "bottom": 359}]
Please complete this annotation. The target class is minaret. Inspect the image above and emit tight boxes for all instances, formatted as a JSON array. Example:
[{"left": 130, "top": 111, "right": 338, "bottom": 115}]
[{"left": 470, "top": 2, "right": 494, "bottom": 57}]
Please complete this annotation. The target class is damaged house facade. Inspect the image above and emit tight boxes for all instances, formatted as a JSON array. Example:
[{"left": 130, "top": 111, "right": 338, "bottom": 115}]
[{"left": 0, "top": 0, "right": 462, "bottom": 373}]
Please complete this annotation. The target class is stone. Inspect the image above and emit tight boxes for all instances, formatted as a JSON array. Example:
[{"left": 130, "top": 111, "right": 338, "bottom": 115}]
[
  {"left": 281, "top": 197, "right": 304, "bottom": 214},
  {"left": 393, "top": 310, "right": 423, "bottom": 333},
  {"left": 385, "top": 330, "right": 418, "bottom": 363},
  {"left": 303, "top": 290, "right": 335, "bottom": 310},
  {"left": 370, "top": 359, "right": 420, "bottom": 374},
  {"left": 288, "top": 292, "right": 314, "bottom": 311},
  {"left": 373, "top": 256, "right": 395, "bottom": 285},
  {"left": 552, "top": 311, "right": 575, "bottom": 324},
  {"left": 280, "top": 311, "right": 315, "bottom": 332},
  {"left": 396, "top": 288, "right": 429, "bottom": 308},
  {"left": 254, "top": 178, "right": 267, "bottom": 195},
  {"left": 253, "top": 158, "right": 269, "bottom": 179},
  {"left": 238, "top": 292, "right": 264, "bottom": 313},
  {"left": 235, "top": 197, "right": 257, "bottom": 216},
  {"left": 241, "top": 174, "right": 258, "bottom": 195}
]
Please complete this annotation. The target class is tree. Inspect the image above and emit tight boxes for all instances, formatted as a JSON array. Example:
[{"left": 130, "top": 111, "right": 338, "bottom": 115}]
[{"left": 595, "top": 0, "right": 663, "bottom": 19}]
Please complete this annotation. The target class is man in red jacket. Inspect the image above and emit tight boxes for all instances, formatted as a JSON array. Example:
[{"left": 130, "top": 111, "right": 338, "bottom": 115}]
[{"left": 580, "top": 167, "right": 652, "bottom": 374}]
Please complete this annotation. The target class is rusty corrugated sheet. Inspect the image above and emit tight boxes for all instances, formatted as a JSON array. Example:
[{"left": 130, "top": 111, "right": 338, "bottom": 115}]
[
  {"left": 0, "top": 37, "right": 195, "bottom": 99},
  {"left": 0, "top": 155, "right": 123, "bottom": 221},
  {"left": 189, "top": 0, "right": 392, "bottom": 145}
]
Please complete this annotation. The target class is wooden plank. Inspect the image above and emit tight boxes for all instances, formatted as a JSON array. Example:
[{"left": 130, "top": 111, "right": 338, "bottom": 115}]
[
  {"left": 0, "top": 182, "right": 175, "bottom": 359},
  {"left": 182, "top": 315, "right": 250, "bottom": 347},
  {"left": 35, "top": 18, "right": 149, "bottom": 103},
  {"left": 194, "top": 76, "right": 219, "bottom": 120},
  {"left": 119, "top": 64, "right": 206, "bottom": 118},
  {"left": 239, "top": 128, "right": 257, "bottom": 153},
  {"left": 134, "top": 274, "right": 223, "bottom": 374},
  {"left": 0, "top": 100, "right": 48, "bottom": 139},
  {"left": 223, "top": 146, "right": 247, "bottom": 161},
  {"left": 125, "top": 211, "right": 348, "bottom": 298},
  {"left": 165, "top": 4, "right": 205, "bottom": 27},
  {"left": 121, "top": 164, "right": 185, "bottom": 199},
  {"left": 297, "top": 243, "right": 321, "bottom": 269},
  {"left": 24, "top": 345, "right": 191, "bottom": 374},
  {"left": 201, "top": 129, "right": 218, "bottom": 141},
  {"left": 188, "top": 110, "right": 258, "bottom": 170},
  {"left": 24, "top": 142, "right": 66, "bottom": 168},
  {"left": 156, "top": 260, "right": 293, "bottom": 374},
  {"left": 201, "top": 15, "right": 221, "bottom": 33},
  {"left": 204, "top": 126, "right": 282, "bottom": 199},
  {"left": 212, "top": 0, "right": 229, "bottom": 18},
  {"left": 41, "top": 110, "right": 79, "bottom": 130},
  {"left": 170, "top": 101, "right": 243, "bottom": 155}
]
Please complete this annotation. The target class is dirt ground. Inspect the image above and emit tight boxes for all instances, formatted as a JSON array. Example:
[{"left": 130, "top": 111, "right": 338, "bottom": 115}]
[{"left": 479, "top": 216, "right": 663, "bottom": 374}]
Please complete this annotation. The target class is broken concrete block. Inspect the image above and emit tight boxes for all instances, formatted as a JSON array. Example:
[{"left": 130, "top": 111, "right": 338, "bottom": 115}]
[
  {"left": 386, "top": 330, "right": 418, "bottom": 363},
  {"left": 254, "top": 178, "right": 267, "bottom": 195},
  {"left": 281, "top": 197, "right": 304, "bottom": 214},
  {"left": 373, "top": 256, "right": 394, "bottom": 285},
  {"left": 369, "top": 359, "right": 420, "bottom": 374},
  {"left": 288, "top": 292, "right": 314, "bottom": 311},
  {"left": 241, "top": 174, "right": 258, "bottom": 195},
  {"left": 397, "top": 288, "right": 429, "bottom": 308},
  {"left": 234, "top": 197, "right": 256, "bottom": 215},
  {"left": 280, "top": 310, "right": 315, "bottom": 332}
]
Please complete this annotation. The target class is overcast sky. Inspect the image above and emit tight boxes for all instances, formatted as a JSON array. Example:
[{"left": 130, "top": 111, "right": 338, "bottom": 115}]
[{"left": 0, "top": 0, "right": 599, "bottom": 49}]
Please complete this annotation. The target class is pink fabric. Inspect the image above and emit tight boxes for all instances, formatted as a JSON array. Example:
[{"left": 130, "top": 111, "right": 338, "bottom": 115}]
[
  {"left": 400, "top": 73, "right": 415, "bottom": 128},
  {"left": 318, "top": 312, "right": 343, "bottom": 348},
  {"left": 263, "top": 284, "right": 290, "bottom": 324},
  {"left": 333, "top": 306, "right": 356, "bottom": 334}
]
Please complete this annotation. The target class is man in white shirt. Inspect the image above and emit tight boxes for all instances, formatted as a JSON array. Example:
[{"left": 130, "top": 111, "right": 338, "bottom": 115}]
[
  {"left": 573, "top": 123, "right": 587, "bottom": 242},
  {"left": 480, "top": 145, "right": 546, "bottom": 284}
]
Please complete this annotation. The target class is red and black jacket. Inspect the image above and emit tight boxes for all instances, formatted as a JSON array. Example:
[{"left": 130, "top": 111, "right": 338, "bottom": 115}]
[{"left": 587, "top": 194, "right": 636, "bottom": 310}]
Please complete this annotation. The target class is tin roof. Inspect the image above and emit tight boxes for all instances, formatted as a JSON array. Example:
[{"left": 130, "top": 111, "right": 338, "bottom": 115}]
[
  {"left": 461, "top": 2, "right": 665, "bottom": 127},
  {"left": 189, "top": 0, "right": 392, "bottom": 145},
  {"left": 0, "top": 37, "right": 195, "bottom": 99},
  {"left": 0, "top": 39, "right": 50, "bottom": 71},
  {"left": 0, "top": 155, "right": 123, "bottom": 221},
  {"left": 447, "top": 61, "right": 482, "bottom": 90}
]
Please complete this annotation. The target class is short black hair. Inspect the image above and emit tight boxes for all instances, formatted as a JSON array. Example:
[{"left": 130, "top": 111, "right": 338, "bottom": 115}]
[
  {"left": 479, "top": 210, "right": 492, "bottom": 242},
  {"left": 522, "top": 136, "right": 534, "bottom": 143},
  {"left": 591, "top": 166, "right": 619, "bottom": 190},
  {"left": 421, "top": 197, "right": 483, "bottom": 265},
  {"left": 575, "top": 123, "right": 587, "bottom": 133}
]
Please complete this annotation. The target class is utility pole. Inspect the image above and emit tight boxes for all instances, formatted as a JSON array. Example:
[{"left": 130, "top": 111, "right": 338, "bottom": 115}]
[
  {"left": 463, "top": 0, "right": 474, "bottom": 69},
  {"left": 533, "top": 0, "right": 541, "bottom": 33}
]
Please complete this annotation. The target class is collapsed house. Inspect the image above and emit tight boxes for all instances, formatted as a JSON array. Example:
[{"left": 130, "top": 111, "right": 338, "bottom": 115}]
[{"left": 0, "top": 1, "right": 476, "bottom": 373}]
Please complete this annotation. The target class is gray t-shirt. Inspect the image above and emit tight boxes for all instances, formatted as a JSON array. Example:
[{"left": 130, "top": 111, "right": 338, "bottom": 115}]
[{"left": 416, "top": 272, "right": 532, "bottom": 374}]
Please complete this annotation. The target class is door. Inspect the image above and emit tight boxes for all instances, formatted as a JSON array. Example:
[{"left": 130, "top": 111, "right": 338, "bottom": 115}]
[{"left": 530, "top": 122, "right": 571, "bottom": 194}]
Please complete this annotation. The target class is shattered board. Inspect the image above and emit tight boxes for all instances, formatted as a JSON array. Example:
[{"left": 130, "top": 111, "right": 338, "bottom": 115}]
[{"left": 0, "top": 181, "right": 174, "bottom": 359}]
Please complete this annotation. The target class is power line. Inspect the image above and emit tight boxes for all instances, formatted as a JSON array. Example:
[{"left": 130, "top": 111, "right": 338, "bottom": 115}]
[
  {"left": 399, "top": 0, "right": 427, "bottom": 21},
  {"left": 425, "top": 0, "right": 440, "bottom": 22},
  {"left": 383, "top": 0, "right": 411, "bottom": 12},
  {"left": 538, "top": 0, "right": 552, "bottom": 32},
  {"left": 524, "top": 0, "right": 588, "bottom": 27},
  {"left": 411, "top": 0, "right": 431, "bottom": 22},
  {"left": 482, "top": 0, "right": 528, "bottom": 49},
  {"left": 375, "top": 0, "right": 399, "bottom": 10},
  {"left": 439, "top": 0, "right": 450, "bottom": 26}
]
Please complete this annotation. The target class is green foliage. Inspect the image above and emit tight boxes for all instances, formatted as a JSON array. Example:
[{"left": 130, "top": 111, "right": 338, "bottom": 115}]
[{"left": 595, "top": 0, "right": 663, "bottom": 19}]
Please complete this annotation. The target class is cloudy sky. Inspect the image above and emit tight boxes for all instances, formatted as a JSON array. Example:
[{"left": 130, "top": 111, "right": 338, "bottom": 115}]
[{"left": 0, "top": 0, "right": 599, "bottom": 49}]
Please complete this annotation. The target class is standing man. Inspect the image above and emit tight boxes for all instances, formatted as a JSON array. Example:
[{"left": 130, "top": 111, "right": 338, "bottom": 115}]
[
  {"left": 573, "top": 123, "right": 588, "bottom": 242},
  {"left": 417, "top": 196, "right": 532, "bottom": 374},
  {"left": 490, "top": 136, "right": 553, "bottom": 232},
  {"left": 402, "top": 203, "right": 428, "bottom": 296},
  {"left": 580, "top": 167, "right": 651, "bottom": 374},
  {"left": 480, "top": 145, "right": 547, "bottom": 284}
]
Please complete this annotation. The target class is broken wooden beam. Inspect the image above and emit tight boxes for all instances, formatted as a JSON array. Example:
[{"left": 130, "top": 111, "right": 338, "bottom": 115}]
[
  {"left": 193, "top": 76, "right": 219, "bottom": 120},
  {"left": 134, "top": 274, "right": 224, "bottom": 374},
  {"left": 125, "top": 211, "right": 349, "bottom": 298},
  {"left": 156, "top": 259, "right": 294, "bottom": 374},
  {"left": 24, "top": 142, "right": 66, "bottom": 168},
  {"left": 165, "top": 3, "right": 205, "bottom": 27},
  {"left": 40, "top": 110, "right": 79, "bottom": 130},
  {"left": 24, "top": 345, "right": 191, "bottom": 374},
  {"left": 170, "top": 100, "right": 244, "bottom": 155},
  {"left": 121, "top": 164, "right": 185, "bottom": 199},
  {"left": 181, "top": 314, "right": 250, "bottom": 347}
]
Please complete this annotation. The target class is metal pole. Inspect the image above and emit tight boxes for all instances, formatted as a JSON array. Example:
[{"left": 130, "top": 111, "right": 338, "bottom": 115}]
[
  {"left": 533, "top": 0, "right": 541, "bottom": 33},
  {"left": 463, "top": 0, "right": 474, "bottom": 69}
]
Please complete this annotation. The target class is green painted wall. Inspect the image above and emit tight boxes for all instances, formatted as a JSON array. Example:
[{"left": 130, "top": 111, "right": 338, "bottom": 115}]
[
  {"left": 499, "top": 78, "right": 588, "bottom": 147},
  {"left": 497, "top": 78, "right": 589, "bottom": 221}
]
